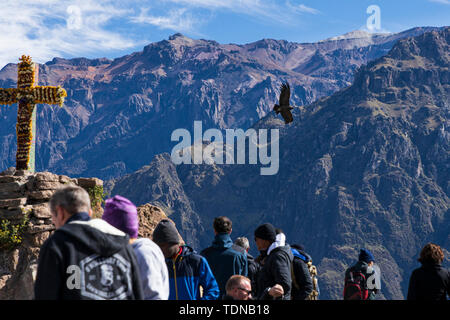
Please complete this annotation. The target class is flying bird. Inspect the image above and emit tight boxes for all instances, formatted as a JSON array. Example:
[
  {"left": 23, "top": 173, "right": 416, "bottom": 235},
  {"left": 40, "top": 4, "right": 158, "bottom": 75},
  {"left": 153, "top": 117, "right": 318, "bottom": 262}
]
[{"left": 273, "top": 82, "right": 294, "bottom": 124}]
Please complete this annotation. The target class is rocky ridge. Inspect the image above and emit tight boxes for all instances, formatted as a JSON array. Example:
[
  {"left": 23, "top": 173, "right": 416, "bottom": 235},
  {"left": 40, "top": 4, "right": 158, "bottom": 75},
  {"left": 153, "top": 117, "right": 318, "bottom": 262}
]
[{"left": 0, "top": 27, "right": 441, "bottom": 180}]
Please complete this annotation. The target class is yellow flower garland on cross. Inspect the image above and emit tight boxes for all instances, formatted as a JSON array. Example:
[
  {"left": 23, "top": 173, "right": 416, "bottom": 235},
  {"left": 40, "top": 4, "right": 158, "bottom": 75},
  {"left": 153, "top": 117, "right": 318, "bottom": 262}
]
[{"left": 0, "top": 55, "right": 67, "bottom": 170}]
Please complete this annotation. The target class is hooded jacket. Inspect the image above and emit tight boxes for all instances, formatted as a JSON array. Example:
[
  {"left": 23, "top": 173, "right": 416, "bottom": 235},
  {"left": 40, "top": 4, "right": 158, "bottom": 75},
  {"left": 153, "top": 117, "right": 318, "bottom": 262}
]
[
  {"left": 256, "top": 244, "right": 294, "bottom": 300},
  {"left": 407, "top": 262, "right": 449, "bottom": 300},
  {"left": 34, "top": 213, "right": 143, "bottom": 300},
  {"left": 166, "top": 245, "right": 220, "bottom": 300},
  {"left": 291, "top": 248, "right": 313, "bottom": 300},
  {"left": 132, "top": 238, "right": 169, "bottom": 300},
  {"left": 200, "top": 233, "right": 248, "bottom": 295}
]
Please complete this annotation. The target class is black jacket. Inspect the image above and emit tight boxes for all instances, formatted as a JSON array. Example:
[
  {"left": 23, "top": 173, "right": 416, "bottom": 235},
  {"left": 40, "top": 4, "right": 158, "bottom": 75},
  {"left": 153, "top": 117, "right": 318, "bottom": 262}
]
[
  {"left": 291, "top": 248, "right": 313, "bottom": 300},
  {"left": 407, "top": 263, "right": 449, "bottom": 300},
  {"left": 231, "top": 244, "right": 260, "bottom": 296},
  {"left": 34, "top": 213, "right": 143, "bottom": 300},
  {"left": 255, "top": 245, "right": 294, "bottom": 300},
  {"left": 247, "top": 253, "right": 260, "bottom": 296}
]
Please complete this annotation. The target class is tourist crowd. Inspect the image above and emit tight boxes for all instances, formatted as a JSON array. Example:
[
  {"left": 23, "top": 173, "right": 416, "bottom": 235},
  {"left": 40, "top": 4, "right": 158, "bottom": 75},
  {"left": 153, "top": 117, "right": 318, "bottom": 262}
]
[{"left": 33, "top": 186, "right": 449, "bottom": 300}]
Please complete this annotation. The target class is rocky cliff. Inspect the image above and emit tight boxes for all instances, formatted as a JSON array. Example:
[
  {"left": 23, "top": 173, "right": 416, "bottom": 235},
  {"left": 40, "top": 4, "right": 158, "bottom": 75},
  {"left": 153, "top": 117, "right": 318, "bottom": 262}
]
[
  {"left": 0, "top": 27, "right": 440, "bottom": 180},
  {"left": 108, "top": 27, "right": 450, "bottom": 300}
]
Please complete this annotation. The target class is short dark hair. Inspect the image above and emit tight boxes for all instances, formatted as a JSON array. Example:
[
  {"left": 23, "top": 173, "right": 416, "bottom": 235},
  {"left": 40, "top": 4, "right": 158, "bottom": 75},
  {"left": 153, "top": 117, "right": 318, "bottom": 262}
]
[
  {"left": 225, "top": 275, "right": 250, "bottom": 293},
  {"left": 418, "top": 243, "right": 444, "bottom": 265},
  {"left": 213, "top": 216, "right": 232, "bottom": 234}
]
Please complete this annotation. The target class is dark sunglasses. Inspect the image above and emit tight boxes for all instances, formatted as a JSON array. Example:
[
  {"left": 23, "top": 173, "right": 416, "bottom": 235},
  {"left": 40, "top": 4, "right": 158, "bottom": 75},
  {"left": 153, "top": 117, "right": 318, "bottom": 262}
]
[{"left": 237, "top": 287, "right": 252, "bottom": 295}]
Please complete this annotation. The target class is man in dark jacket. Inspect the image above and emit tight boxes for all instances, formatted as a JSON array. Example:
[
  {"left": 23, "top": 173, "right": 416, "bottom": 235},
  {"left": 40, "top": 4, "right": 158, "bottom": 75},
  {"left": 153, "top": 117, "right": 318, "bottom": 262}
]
[
  {"left": 344, "top": 249, "right": 379, "bottom": 300},
  {"left": 253, "top": 223, "right": 293, "bottom": 300},
  {"left": 201, "top": 216, "right": 247, "bottom": 296},
  {"left": 290, "top": 244, "right": 313, "bottom": 300},
  {"left": 34, "top": 186, "right": 143, "bottom": 300},
  {"left": 407, "top": 243, "right": 449, "bottom": 300},
  {"left": 233, "top": 237, "right": 260, "bottom": 296},
  {"left": 153, "top": 219, "right": 220, "bottom": 300}
]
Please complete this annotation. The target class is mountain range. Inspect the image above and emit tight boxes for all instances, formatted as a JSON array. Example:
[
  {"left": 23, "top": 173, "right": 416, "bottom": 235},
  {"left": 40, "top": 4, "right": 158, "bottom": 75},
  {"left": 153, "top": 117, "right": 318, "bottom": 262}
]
[
  {"left": 0, "top": 26, "right": 448, "bottom": 300},
  {"left": 0, "top": 27, "right": 440, "bottom": 180},
  {"left": 107, "top": 27, "right": 450, "bottom": 300}
]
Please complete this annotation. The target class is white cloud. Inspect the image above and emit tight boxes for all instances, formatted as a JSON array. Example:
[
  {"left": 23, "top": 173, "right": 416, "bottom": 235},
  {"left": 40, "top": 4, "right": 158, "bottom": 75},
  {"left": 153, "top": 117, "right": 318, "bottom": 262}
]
[
  {"left": 161, "top": 0, "right": 265, "bottom": 11},
  {"left": 133, "top": 0, "right": 309, "bottom": 28},
  {"left": 131, "top": 8, "right": 200, "bottom": 34},
  {"left": 0, "top": 0, "right": 319, "bottom": 69},
  {"left": 0, "top": 0, "right": 138, "bottom": 69},
  {"left": 66, "top": 5, "right": 83, "bottom": 30},
  {"left": 429, "top": 0, "right": 450, "bottom": 4},
  {"left": 285, "top": 1, "right": 321, "bottom": 15},
  {"left": 295, "top": 4, "right": 320, "bottom": 14}
]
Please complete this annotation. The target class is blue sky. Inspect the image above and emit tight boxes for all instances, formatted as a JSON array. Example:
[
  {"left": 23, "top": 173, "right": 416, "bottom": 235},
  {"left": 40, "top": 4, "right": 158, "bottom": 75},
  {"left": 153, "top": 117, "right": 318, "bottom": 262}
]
[{"left": 0, "top": 0, "right": 448, "bottom": 69}]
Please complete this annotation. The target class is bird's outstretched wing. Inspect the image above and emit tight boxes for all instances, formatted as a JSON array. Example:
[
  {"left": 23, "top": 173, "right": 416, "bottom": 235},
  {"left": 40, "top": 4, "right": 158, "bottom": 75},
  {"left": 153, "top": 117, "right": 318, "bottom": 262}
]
[
  {"left": 279, "top": 82, "right": 290, "bottom": 107},
  {"left": 280, "top": 109, "right": 293, "bottom": 124}
]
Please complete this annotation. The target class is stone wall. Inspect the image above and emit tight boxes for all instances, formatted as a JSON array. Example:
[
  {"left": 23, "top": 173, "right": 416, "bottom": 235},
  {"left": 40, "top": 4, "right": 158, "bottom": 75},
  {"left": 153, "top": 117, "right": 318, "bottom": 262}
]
[{"left": 0, "top": 168, "right": 103, "bottom": 300}]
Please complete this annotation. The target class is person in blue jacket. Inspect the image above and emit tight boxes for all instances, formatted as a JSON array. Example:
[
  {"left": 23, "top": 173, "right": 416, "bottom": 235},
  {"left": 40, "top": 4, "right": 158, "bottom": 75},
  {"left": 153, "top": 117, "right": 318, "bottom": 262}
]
[
  {"left": 201, "top": 216, "right": 248, "bottom": 296},
  {"left": 153, "top": 219, "right": 220, "bottom": 300}
]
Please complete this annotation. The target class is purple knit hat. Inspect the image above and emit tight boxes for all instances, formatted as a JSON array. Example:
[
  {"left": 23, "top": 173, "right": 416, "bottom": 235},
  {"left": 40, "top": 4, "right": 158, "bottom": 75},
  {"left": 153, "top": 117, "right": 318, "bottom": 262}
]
[{"left": 102, "top": 195, "right": 139, "bottom": 238}]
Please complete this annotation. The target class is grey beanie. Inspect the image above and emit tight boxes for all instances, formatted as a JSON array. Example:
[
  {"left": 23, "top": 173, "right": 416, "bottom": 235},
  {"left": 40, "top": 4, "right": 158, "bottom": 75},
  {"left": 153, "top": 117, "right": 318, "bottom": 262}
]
[{"left": 152, "top": 219, "right": 180, "bottom": 245}]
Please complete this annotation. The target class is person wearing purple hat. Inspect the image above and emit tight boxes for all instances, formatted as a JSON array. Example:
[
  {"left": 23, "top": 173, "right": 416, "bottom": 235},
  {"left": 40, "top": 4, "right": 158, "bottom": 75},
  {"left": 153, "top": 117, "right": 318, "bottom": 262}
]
[{"left": 103, "top": 195, "right": 169, "bottom": 300}]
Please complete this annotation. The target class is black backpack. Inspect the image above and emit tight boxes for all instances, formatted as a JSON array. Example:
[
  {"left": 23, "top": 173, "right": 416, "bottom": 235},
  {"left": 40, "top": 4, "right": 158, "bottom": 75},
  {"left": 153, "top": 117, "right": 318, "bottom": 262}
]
[
  {"left": 291, "top": 249, "right": 319, "bottom": 300},
  {"left": 343, "top": 267, "right": 369, "bottom": 300}
]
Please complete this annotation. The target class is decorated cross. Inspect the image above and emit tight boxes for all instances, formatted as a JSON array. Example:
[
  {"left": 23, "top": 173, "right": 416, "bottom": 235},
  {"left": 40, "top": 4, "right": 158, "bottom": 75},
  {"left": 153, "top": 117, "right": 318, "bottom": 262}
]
[{"left": 0, "top": 55, "right": 67, "bottom": 171}]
